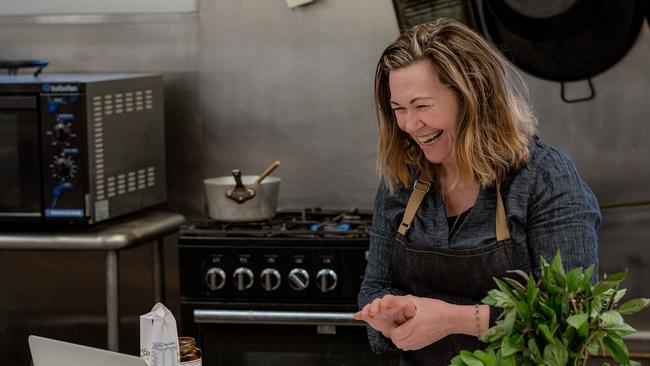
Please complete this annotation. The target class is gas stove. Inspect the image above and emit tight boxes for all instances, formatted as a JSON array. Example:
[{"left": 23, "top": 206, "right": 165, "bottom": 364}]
[
  {"left": 178, "top": 209, "right": 399, "bottom": 366},
  {"left": 179, "top": 208, "right": 373, "bottom": 306}
]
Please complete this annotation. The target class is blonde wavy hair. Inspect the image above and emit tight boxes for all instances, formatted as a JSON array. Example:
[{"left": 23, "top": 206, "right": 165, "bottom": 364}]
[{"left": 376, "top": 18, "right": 537, "bottom": 192}]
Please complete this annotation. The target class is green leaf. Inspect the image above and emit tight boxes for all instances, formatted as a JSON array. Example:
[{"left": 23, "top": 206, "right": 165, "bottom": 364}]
[
  {"left": 496, "top": 351, "right": 516, "bottom": 366},
  {"left": 550, "top": 252, "right": 566, "bottom": 288},
  {"left": 550, "top": 252, "right": 565, "bottom": 276},
  {"left": 459, "top": 350, "right": 484, "bottom": 366},
  {"left": 591, "top": 296, "right": 604, "bottom": 318},
  {"left": 450, "top": 354, "right": 466, "bottom": 366},
  {"left": 526, "top": 275, "right": 539, "bottom": 305},
  {"left": 482, "top": 289, "right": 514, "bottom": 308},
  {"left": 543, "top": 339, "right": 568, "bottom": 366},
  {"left": 599, "top": 310, "right": 637, "bottom": 336},
  {"left": 592, "top": 270, "right": 628, "bottom": 297},
  {"left": 614, "top": 289, "right": 627, "bottom": 303},
  {"left": 514, "top": 300, "right": 532, "bottom": 321},
  {"left": 537, "top": 323, "right": 554, "bottom": 344},
  {"left": 618, "top": 298, "right": 650, "bottom": 315},
  {"left": 473, "top": 349, "right": 497, "bottom": 366},
  {"left": 500, "top": 335, "right": 514, "bottom": 357},
  {"left": 449, "top": 354, "right": 466, "bottom": 366},
  {"left": 603, "top": 322, "right": 636, "bottom": 338},
  {"left": 480, "top": 311, "right": 516, "bottom": 343},
  {"left": 566, "top": 313, "right": 588, "bottom": 330},
  {"left": 585, "top": 339, "right": 600, "bottom": 355},
  {"left": 539, "top": 301, "right": 558, "bottom": 326},
  {"left": 603, "top": 335, "right": 629, "bottom": 364},
  {"left": 494, "top": 278, "right": 520, "bottom": 301},
  {"left": 527, "top": 338, "right": 543, "bottom": 364},
  {"left": 503, "top": 277, "right": 527, "bottom": 292},
  {"left": 629, "top": 361, "right": 641, "bottom": 366},
  {"left": 500, "top": 334, "right": 524, "bottom": 357},
  {"left": 605, "top": 270, "right": 627, "bottom": 283},
  {"left": 577, "top": 317, "right": 589, "bottom": 338},
  {"left": 581, "top": 265, "right": 595, "bottom": 287},
  {"left": 566, "top": 267, "right": 583, "bottom": 292},
  {"left": 600, "top": 310, "right": 624, "bottom": 326}
]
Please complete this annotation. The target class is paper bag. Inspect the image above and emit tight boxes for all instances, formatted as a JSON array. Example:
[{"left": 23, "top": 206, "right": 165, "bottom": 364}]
[{"left": 140, "top": 303, "right": 180, "bottom": 366}]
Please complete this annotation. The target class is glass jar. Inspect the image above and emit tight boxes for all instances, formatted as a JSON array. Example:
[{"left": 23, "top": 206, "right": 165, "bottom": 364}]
[{"left": 179, "top": 337, "right": 202, "bottom": 366}]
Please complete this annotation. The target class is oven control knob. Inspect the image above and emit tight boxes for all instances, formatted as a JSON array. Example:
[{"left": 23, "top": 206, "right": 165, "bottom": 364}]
[
  {"left": 53, "top": 123, "right": 71, "bottom": 141},
  {"left": 260, "top": 268, "right": 281, "bottom": 291},
  {"left": 233, "top": 267, "right": 254, "bottom": 291},
  {"left": 288, "top": 268, "right": 309, "bottom": 291},
  {"left": 54, "top": 158, "right": 72, "bottom": 177},
  {"left": 205, "top": 267, "right": 226, "bottom": 291},
  {"left": 316, "top": 269, "right": 338, "bottom": 293}
]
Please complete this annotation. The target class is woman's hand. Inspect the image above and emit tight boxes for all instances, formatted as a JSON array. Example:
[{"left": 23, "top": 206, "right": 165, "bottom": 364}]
[
  {"left": 388, "top": 296, "right": 455, "bottom": 351},
  {"left": 354, "top": 295, "right": 417, "bottom": 338}
]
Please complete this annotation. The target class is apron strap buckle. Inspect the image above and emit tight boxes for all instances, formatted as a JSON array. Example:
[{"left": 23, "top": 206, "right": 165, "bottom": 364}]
[{"left": 413, "top": 179, "right": 431, "bottom": 193}]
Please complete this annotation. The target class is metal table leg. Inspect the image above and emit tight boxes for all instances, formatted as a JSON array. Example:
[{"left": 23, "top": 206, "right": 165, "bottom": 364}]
[
  {"left": 153, "top": 237, "right": 165, "bottom": 304},
  {"left": 106, "top": 250, "right": 120, "bottom": 351}
]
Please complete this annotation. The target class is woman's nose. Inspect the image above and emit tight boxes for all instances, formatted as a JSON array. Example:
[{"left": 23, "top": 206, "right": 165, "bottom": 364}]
[{"left": 403, "top": 110, "right": 423, "bottom": 132}]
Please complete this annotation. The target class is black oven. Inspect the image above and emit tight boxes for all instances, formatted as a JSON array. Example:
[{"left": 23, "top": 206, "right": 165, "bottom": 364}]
[
  {"left": 179, "top": 209, "right": 400, "bottom": 366},
  {"left": 0, "top": 74, "right": 166, "bottom": 224},
  {"left": 0, "top": 95, "right": 41, "bottom": 217}
]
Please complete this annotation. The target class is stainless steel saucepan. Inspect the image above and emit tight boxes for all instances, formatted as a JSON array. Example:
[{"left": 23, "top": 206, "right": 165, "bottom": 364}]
[{"left": 204, "top": 161, "right": 281, "bottom": 221}]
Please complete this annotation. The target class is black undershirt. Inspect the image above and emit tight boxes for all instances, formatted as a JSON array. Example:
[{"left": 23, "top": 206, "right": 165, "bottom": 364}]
[{"left": 446, "top": 208, "right": 472, "bottom": 237}]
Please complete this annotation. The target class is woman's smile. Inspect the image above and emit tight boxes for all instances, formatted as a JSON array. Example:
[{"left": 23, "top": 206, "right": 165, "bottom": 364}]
[{"left": 415, "top": 130, "right": 443, "bottom": 145}]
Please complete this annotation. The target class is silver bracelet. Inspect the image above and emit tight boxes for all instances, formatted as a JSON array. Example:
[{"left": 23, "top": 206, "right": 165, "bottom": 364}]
[{"left": 475, "top": 304, "right": 481, "bottom": 339}]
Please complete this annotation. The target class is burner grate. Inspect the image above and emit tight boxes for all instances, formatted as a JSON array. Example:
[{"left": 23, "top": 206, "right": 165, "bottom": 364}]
[{"left": 182, "top": 208, "right": 372, "bottom": 238}]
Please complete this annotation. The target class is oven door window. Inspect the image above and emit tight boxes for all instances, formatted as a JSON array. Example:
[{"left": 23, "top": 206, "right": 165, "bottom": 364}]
[
  {"left": 198, "top": 324, "right": 399, "bottom": 366},
  {"left": 0, "top": 109, "right": 42, "bottom": 217}
]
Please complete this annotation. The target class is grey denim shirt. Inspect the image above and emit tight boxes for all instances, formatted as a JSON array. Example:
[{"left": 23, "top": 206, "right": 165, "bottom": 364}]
[{"left": 358, "top": 138, "right": 601, "bottom": 354}]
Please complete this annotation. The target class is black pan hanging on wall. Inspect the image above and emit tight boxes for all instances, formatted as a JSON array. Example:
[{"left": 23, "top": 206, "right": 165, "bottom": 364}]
[{"left": 481, "top": 0, "right": 645, "bottom": 103}]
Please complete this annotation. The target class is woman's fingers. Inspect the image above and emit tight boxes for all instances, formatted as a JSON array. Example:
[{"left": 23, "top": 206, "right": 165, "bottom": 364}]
[
  {"left": 390, "top": 320, "right": 415, "bottom": 342},
  {"left": 369, "top": 297, "right": 382, "bottom": 317},
  {"left": 379, "top": 294, "right": 398, "bottom": 310},
  {"left": 403, "top": 301, "right": 417, "bottom": 319}
]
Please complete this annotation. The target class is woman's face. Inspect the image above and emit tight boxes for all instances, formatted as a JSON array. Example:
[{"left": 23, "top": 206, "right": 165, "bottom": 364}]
[{"left": 388, "top": 58, "right": 460, "bottom": 166}]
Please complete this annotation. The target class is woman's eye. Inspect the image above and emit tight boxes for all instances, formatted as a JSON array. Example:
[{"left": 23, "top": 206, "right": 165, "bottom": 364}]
[
  {"left": 392, "top": 107, "right": 405, "bottom": 112},
  {"left": 416, "top": 105, "right": 431, "bottom": 109}
]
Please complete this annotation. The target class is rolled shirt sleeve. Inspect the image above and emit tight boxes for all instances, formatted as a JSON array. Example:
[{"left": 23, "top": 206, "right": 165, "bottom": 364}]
[
  {"left": 358, "top": 181, "right": 408, "bottom": 353},
  {"left": 526, "top": 146, "right": 601, "bottom": 283}
]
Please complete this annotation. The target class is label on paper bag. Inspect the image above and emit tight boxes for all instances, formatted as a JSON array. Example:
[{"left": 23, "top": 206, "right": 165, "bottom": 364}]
[{"left": 140, "top": 303, "right": 180, "bottom": 366}]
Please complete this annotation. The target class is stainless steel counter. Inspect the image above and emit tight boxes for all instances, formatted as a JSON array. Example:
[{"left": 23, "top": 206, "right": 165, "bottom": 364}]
[{"left": 0, "top": 210, "right": 185, "bottom": 352}]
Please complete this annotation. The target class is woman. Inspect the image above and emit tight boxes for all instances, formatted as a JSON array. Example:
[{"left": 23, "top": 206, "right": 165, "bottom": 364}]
[{"left": 354, "top": 18, "right": 600, "bottom": 365}]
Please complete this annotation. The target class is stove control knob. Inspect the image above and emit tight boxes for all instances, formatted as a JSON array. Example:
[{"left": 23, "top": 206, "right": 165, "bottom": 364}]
[
  {"left": 233, "top": 267, "right": 254, "bottom": 291},
  {"left": 260, "top": 268, "right": 281, "bottom": 291},
  {"left": 54, "top": 157, "right": 73, "bottom": 177},
  {"left": 53, "top": 123, "right": 71, "bottom": 141},
  {"left": 205, "top": 267, "right": 226, "bottom": 291},
  {"left": 288, "top": 268, "right": 309, "bottom": 291},
  {"left": 316, "top": 269, "right": 338, "bottom": 293}
]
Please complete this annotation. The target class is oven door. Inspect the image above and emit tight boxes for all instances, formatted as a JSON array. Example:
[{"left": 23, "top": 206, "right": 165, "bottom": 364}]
[
  {"left": 189, "top": 308, "right": 400, "bottom": 366},
  {"left": 0, "top": 95, "right": 42, "bottom": 220}
]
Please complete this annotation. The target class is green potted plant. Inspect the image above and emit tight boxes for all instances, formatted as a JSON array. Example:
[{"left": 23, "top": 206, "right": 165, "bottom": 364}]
[{"left": 451, "top": 251, "right": 649, "bottom": 366}]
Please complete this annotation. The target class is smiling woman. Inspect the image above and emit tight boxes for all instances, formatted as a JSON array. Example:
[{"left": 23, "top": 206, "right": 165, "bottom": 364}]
[{"left": 355, "top": 18, "right": 601, "bottom": 366}]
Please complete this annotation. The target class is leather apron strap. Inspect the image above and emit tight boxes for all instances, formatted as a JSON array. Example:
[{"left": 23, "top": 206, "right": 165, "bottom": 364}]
[
  {"left": 398, "top": 179, "right": 510, "bottom": 240},
  {"left": 397, "top": 179, "right": 431, "bottom": 236}
]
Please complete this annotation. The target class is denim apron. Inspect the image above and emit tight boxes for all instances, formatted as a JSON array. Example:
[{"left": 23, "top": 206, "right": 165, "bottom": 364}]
[{"left": 393, "top": 179, "right": 520, "bottom": 365}]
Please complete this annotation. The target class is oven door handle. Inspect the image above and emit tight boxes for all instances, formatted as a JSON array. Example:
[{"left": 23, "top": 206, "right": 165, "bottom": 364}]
[{"left": 193, "top": 309, "right": 364, "bottom": 326}]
